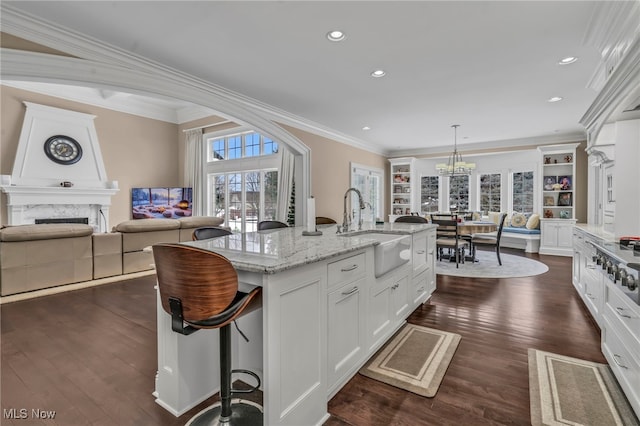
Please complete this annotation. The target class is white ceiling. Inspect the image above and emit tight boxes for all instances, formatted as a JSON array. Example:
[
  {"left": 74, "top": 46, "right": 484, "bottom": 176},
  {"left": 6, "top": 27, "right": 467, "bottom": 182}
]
[{"left": 3, "top": 1, "right": 613, "bottom": 154}]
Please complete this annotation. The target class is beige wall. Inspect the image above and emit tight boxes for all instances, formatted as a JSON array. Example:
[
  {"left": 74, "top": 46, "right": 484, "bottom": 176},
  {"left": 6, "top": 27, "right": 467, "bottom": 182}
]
[
  {"left": 1, "top": 85, "right": 180, "bottom": 226},
  {"left": 280, "top": 124, "right": 388, "bottom": 222}
]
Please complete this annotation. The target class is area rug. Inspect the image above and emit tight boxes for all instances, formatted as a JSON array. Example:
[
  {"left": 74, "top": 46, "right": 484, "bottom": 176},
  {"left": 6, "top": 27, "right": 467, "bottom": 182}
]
[
  {"left": 528, "top": 349, "right": 640, "bottom": 426},
  {"left": 359, "top": 324, "right": 461, "bottom": 397},
  {"left": 436, "top": 250, "right": 548, "bottom": 278}
]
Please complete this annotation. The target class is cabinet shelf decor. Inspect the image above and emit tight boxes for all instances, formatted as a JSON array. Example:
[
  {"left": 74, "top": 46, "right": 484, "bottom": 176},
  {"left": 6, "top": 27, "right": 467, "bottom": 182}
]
[
  {"left": 537, "top": 143, "right": 579, "bottom": 256},
  {"left": 389, "top": 157, "right": 417, "bottom": 222}
]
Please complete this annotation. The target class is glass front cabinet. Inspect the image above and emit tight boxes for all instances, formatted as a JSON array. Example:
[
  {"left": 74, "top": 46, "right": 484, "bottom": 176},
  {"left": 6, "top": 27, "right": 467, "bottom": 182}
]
[{"left": 538, "top": 143, "right": 579, "bottom": 256}]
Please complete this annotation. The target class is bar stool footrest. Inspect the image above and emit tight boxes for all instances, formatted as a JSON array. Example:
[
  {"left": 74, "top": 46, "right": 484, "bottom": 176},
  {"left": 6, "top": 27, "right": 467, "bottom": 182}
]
[{"left": 231, "top": 369, "right": 261, "bottom": 394}]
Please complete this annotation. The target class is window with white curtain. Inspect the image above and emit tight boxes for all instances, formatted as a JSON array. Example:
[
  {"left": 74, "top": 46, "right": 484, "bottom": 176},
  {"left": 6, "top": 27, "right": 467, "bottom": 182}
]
[
  {"left": 351, "top": 163, "right": 384, "bottom": 223},
  {"left": 205, "top": 129, "right": 280, "bottom": 232}
]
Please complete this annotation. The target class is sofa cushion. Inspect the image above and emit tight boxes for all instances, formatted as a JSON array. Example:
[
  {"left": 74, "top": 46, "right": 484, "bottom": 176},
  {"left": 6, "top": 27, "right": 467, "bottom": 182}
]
[
  {"left": 114, "top": 218, "right": 180, "bottom": 233},
  {"left": 0, "top": 224, "right": 93, "bottom": 242},
  {"left": 177, "top": 216, "right": 224, "bottom": 229}
]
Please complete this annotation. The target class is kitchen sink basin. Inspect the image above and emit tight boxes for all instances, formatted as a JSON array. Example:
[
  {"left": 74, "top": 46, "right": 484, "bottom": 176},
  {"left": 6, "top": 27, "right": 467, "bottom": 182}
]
[{"left": 340, "top": 231, "right": 411, "bottom": 277}]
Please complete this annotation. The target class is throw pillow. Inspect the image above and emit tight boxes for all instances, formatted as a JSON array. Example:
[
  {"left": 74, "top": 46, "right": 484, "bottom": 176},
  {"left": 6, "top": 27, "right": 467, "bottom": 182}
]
[
  {"left": 488, "top": 211, "right": 502, "bottom": 225},
  {"left": 510, "top": 212, "right": 527, "bottom": 228},
  {"left": 526, "top": 213, "right": 540, "bottom": 229}
]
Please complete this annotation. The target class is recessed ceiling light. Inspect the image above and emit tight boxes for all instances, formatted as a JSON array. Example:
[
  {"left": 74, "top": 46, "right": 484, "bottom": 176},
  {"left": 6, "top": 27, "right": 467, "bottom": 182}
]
[
  {"left": 326, "top": 30, "right": 346, "bottom": 42},
  {"left": 371, "top": 69, "right": 386, "bottom": 78},
  {"left": 362, "top": 126, "right": 371, "bottom": 131},
  {"left": 548, "top": 96, "right": 563, "bottom": 103},
  {"left": 558, "top": 56, "right": 578, "bottom": 65}
]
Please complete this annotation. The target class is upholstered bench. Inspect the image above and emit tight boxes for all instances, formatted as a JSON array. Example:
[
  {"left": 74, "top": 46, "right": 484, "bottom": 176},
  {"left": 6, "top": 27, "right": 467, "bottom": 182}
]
[
  {"left": 501, "top": 227, "right": 541, "bottom": 253},
  {"left": 0, "top": 224, "right": 94, "bottom": 296}
]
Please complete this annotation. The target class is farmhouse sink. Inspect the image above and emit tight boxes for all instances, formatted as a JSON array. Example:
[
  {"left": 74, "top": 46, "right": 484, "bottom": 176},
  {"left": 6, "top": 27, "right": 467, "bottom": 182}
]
[{"left": 340, "top": 231, "right": 411, "bottom": 277}]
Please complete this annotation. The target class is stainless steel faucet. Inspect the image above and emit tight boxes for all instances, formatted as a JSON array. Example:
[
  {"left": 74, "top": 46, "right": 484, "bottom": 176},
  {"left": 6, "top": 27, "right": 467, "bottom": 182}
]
[{"left": 341, "top": 187, "right": 366, "bottom": 233}]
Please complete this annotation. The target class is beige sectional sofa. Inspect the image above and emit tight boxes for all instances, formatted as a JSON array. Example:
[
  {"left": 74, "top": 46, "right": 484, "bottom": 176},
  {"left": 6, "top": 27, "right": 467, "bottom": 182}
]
[{"left": 0, "top": 216, "right": 224, "bottom": 297}]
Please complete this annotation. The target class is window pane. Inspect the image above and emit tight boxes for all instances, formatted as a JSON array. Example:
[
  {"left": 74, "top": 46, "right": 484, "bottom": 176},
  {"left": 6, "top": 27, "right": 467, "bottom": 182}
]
[
  {"left": 213, "top": 174, "right": 226, "bottom": 218},
  {"left": 449, "top": 175, "right": 469, "bottom": 212},
  {"left": 245, "top": 172, "right": 260, "bottom": 232},
  {"left": 264, "top": 137, "right": 278, "bottom": 155},
  {"left": 264, "top": 170, "right": 278, "bottom": 221},
  {"left": 420, "top": 176, "right": 439, "bottom": 214},
  {"left": 479, "top": 173, "right": 501, "bottom": 214},
  {"left": 228, "top": 173, "right": 242, "bottom": 231},
  {"left": 513, "top": 171, "right": 534, "bottom": 212},
  {"left": 245, "top": 133, "right": 260, "bottom": 157},
  {"left": 212, "top": 139, "right": 225, "bottom": 160},
  {"left": 228, "top": 136, "right": 242, "bottom": 159}
]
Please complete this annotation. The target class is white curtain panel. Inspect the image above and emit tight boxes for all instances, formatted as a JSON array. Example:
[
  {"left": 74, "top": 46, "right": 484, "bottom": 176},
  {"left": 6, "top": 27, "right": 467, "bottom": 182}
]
[
  {"left": 277, "top": 145, "right": 295, "bottom": 223},
  {"left": 184, "top": 129, "right": 206, "bottom": 216}
]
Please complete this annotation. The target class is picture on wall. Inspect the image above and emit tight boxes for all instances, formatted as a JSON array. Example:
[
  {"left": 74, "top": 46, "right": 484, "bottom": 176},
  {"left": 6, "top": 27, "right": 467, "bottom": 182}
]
[
  {"left": 557, "top": 191, "right": 572, "bottom": 206},
  {"left": 543, "top": 176, "right": 557, "bottom": 190},
  {"left": 544, "top": 196, "right": 555, "bottom": 206},
  {"left": 131, "top": 187, "right": 193, "bottom": 219}
]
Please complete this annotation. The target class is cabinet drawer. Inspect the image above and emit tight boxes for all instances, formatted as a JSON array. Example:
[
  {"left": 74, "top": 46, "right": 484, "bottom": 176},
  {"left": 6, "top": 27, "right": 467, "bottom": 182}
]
[
  {"left": 602, "top": 316, "right": 640, "bottom": 416},
  {"left": 605, "top": 282, "right": 640, "bottom": 348},
  {"left": 328, "top": 252, "right": 366, "bottom": 289}
]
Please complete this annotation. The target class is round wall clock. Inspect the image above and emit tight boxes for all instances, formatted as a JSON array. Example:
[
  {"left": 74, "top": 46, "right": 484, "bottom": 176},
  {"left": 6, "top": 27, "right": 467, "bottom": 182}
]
[{"left": 44, "top": 135, "right": 83, "bottom": 165}]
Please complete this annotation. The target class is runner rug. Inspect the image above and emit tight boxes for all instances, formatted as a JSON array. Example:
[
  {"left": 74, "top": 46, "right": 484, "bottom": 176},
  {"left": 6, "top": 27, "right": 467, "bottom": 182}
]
[
  {"left": 528, "top": 349, "right": 639, "bottom": 426},
  {"left": 359, "top": 324, "right": 461, "bottom": 397}
]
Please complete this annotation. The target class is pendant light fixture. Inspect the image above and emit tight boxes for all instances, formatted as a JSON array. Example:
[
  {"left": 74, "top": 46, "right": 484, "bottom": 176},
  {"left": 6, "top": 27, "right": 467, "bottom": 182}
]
[{"left": 435, "top": 124, "right": 476, "bottom": 176}]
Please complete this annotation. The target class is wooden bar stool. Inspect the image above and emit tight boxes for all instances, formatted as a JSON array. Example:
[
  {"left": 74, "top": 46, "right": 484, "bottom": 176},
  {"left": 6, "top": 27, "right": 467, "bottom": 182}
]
[{"left": 152, "top": 243, "right": 263, "bottom": 425}]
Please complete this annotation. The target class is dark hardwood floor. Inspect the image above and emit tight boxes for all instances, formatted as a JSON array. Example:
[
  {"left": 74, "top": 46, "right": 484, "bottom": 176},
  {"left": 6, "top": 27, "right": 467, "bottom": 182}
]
[{"left": 1, "top": 248, "right": 603, "bottom": 425}]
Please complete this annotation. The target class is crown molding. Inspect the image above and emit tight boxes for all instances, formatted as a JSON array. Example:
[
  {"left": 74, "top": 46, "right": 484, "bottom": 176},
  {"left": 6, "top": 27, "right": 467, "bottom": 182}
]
[
  {"left": 0, "top": 4, "right": 386, "bottom": 157},
  {"left": 388, "top": 132, "right": 587, "bottom": 158}
]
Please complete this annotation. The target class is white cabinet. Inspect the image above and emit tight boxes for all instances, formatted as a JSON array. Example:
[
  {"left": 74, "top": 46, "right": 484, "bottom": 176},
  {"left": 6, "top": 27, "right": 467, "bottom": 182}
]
[
  {"left": 326, "top": 252, "right": 367, "bottom": 394},
  {"left": 389, "top": 157, "right": 416, "bottom": 222},
  {"left": 410, "top": 229, "right": 436, "bottom": 308},
  {"left": 327, "top": 276, "right": 366, "bottom": 394},
  {"left": 540, "top": 218, "right": 576, "bottom": 256},
  {"left": 538, "top": 143, "right": 579, "bottom": 256},
  {"left": 367, "top": 264, "right": 411, "bottom": 353}
]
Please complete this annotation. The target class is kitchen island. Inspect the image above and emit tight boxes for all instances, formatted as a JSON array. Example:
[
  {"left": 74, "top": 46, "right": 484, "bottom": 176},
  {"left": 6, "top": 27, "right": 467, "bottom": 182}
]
[{"left": 154, "top": 222, "right": 437, "bottom": 425}]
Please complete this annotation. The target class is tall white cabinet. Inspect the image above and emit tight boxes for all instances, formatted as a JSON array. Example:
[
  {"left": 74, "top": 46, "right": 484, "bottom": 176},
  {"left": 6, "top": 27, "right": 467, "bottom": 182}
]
[
  {"left": 538, "top": 144, "right": 579, "bottom": 256},
  {"left": 389, "top": 157, "right": 416, "bottom": 222}
]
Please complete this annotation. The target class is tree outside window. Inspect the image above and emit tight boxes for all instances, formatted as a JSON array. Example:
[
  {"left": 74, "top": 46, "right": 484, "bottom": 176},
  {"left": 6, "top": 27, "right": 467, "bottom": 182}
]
[
  {"left": 449, "top": 175, "right": 469, "bottom": 212},
  {"left": 420, "top": 176, "right": 439, "bottom": 214},
  {"left": 512, "top": 171, "right": 534, "bottom": 212}
]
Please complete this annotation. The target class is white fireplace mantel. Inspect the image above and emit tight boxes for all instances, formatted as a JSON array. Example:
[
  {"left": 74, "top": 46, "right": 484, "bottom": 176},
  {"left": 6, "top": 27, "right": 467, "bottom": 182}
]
[{"left": 1, "top": 184, "right": 119, "bottom": 232}]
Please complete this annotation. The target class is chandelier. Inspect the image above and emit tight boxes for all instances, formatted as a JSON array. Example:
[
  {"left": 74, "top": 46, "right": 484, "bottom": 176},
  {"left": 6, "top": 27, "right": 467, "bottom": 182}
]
[{"left": 435, "top": 124, "right": 476, "bottom": 176}]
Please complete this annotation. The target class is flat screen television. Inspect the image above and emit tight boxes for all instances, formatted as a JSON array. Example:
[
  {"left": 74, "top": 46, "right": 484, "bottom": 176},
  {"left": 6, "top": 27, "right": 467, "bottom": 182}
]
[{"left": 131, "top": 187, "right": 192, "bottom": 219}]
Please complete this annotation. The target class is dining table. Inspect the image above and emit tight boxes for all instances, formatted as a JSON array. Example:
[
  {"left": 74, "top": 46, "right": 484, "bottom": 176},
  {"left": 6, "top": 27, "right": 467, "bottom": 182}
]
[{"left": 456, "top": 221, "right": 498, "bottom": 262}]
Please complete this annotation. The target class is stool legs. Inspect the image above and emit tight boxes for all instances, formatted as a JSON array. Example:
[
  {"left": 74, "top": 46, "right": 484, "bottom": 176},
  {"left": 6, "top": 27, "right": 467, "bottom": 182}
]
[{"left": 220, "top": 324, "right": 232, "bottom": 422}]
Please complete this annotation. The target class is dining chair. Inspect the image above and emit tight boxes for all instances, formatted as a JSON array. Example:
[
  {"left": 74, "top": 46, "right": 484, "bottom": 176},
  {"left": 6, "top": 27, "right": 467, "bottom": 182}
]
[
  {"left": 192, "top": 226, "right": 232, "bottom": 241},
  {"left": 431, "top": 216, "right": 468, "bottom": 268},
  {"left": 471, "top": 212, "right": 507, "bottom": 265},
  {"left": 394, "top": 215, "right": 428, "bottom": 223},
  {"left": 257, "top": 220, "right": 289, "bottom": 231}
]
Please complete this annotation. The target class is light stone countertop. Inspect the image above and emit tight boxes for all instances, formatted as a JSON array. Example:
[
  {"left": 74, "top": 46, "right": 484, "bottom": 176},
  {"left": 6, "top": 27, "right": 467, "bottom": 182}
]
[{"left": 181, "top": 222, "right": 436, "bottom": 274}]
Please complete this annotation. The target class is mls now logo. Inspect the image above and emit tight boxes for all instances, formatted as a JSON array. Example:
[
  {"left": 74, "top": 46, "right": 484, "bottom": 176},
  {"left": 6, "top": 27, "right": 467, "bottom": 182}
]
[{"left": 4, "top": 408, "right": 56, "bottom": 419}]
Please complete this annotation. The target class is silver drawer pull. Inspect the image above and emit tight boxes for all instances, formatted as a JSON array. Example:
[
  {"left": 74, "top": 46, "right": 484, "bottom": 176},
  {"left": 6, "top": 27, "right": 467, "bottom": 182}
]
[
  {"left": 341, "top": 286, "right": 358, "bottom": 296},
  {"left": 615, "top": 307, "right": 633, "bottom": 319},
  {"left": 613, "top": 354, "right": 628, "bottom": 369},
  {"left": 416, "top": 250, "right": 426, "bottom": 254},
  {"left": 586, "top": 293, "right": 595, "bottom": 300},
  {"left": 417, "top": 286, "right": 424, "bottom": 292},
  {"left": 341, "top": 264, "right": 359, "bottom": 272},
  {"left": 586, "top": 264, "right": 596, "bottom": 269}
]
